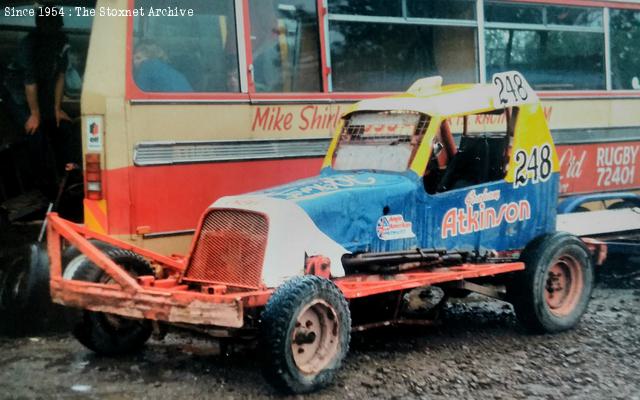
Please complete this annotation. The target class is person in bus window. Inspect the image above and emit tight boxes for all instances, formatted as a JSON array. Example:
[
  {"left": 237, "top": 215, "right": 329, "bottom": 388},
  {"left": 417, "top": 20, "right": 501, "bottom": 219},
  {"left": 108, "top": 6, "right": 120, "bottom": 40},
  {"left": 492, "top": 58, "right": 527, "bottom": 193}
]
[
  {"left": 133, "top": 41, "right": 193, "bottom": 93},
  {"left": 249, "top": 1, "right": 284, "bottom": 92},
  {"left": 1, "top": 9, "right": 77, "bottom": 190}
]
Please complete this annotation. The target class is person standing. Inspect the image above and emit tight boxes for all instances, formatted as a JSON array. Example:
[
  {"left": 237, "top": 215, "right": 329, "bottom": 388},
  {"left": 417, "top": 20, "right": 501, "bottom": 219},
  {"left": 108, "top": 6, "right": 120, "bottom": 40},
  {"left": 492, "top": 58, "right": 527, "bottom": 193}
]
[{"left": 2, "top": 8, "right": 76, "bottom": 192}]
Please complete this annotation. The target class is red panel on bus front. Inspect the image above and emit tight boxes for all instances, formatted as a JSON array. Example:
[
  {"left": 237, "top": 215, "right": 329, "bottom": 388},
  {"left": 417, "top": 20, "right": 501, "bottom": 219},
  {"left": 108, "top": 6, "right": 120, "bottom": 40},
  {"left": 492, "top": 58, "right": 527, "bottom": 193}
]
[{"left": 104, "top": 157, "right": 322, "bottom": 235}]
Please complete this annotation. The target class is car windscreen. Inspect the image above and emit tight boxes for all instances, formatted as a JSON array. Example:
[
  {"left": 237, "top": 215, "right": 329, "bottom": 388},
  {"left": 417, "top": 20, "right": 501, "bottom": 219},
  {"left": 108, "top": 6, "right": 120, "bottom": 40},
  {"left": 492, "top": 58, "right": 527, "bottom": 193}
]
[{"left": 333, "top": 111, "right": 428, "bottom": 172}]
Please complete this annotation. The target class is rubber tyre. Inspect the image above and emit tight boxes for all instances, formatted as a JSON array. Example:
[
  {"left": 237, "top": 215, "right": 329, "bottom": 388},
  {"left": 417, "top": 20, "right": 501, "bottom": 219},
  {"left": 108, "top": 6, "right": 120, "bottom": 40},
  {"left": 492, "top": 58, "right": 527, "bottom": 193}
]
[
  {"left": 0, "top": 208, "right": 8, "bottom": 228},
  {"left": 58, "top": 241, "right": 118, "bottom": 329},
  {"left": 61, "top": 240, "right": 114, "bottom": 277},
  {"left": 260, "top": 276, "right": 351, "bottom": 394},
  {"left": 507, "top": 232, "right": 594, "bottom": 333},
  {"left": 602, "top": 201, "right": 638, "bottom": 270},
  {"left": 0, "top": 244, "right": 49, "bottom": 311},
  {"left": 71, "top": 248, "right": 153, "bottom": 356}
]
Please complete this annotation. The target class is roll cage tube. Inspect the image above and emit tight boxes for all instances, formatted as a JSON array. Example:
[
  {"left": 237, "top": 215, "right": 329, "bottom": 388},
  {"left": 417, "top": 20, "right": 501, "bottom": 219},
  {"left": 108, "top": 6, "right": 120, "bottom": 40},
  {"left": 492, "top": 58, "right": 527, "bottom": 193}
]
[
  {"left": 409, "top": 115, "right": 441, "bottom": 177},
  {"left": 328, "top": 112, "right": 431, "bottom": 173},
  {"left": 323, "top": 111, "right": 441, "bottom": 175}
]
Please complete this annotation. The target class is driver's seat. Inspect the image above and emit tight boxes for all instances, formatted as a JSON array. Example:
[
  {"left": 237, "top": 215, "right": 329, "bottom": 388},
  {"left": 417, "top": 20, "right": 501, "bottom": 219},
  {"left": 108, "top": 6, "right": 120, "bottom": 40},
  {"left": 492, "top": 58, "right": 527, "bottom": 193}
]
[{"left": 436, "top": 137, "right": 489, "bottom": 192}]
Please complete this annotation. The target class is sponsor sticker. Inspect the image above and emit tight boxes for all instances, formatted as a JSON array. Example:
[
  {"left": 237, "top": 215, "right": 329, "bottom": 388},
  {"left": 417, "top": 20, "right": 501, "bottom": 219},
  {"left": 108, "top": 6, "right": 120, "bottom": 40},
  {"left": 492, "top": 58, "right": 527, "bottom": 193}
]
[
  {"left": 272, "top": 175, "right": 377, "bottom": 200},
  {"left": 86, "top": 116, "right": 103, "bottom": 151},
  {"left": 376, "top": 215, "right": 416, "bottom": 241},
  {"left": 441, "top": 189, "right": 531, "bottom": 239}
]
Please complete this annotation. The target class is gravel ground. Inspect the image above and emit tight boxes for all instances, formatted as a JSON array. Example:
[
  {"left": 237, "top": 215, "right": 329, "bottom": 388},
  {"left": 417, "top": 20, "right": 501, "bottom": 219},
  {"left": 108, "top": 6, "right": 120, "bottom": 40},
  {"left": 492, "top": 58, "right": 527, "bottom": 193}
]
[
  {"left": 1, "top": 284, "right": 639, "bottom": 400},
  {"left": 1, "top": 223, "right": 639, "bottom": 399}
]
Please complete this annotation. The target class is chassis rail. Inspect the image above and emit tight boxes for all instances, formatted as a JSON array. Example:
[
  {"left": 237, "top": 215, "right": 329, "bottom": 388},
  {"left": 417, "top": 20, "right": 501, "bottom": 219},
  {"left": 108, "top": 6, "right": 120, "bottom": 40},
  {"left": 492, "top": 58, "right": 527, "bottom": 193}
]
[{"left": 47, "top": 213, "right": 526, "bottom": 329}]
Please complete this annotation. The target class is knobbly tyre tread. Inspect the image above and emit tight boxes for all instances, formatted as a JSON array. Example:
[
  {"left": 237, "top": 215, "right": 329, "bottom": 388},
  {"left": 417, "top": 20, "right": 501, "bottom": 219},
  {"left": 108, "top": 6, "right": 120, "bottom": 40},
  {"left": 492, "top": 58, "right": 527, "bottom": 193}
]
[
  {"left": 61, "top": 241, "right": 118, "bottom": 330},
  {"left": 507, "top": 232, "right": 594, "bottom": 333},
  {"left": 61, "top": 240, "right": 114, "bottom": 278},
  {"left": 70, "top": 248, "right": 154, "bottom": 356},
  {"left": 0, "top": 244, "right": 50, "bottom": 318},
  {"left": 260, "top": 275, "right": 351, "bottom": 394}
]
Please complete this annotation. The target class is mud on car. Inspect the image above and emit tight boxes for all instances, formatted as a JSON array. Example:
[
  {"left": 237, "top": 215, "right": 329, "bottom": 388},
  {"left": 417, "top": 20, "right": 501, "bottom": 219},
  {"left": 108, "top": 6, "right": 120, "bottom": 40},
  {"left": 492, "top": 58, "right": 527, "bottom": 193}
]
[{"left": 47, "top": 72, "right": 598, "bottom": 393}]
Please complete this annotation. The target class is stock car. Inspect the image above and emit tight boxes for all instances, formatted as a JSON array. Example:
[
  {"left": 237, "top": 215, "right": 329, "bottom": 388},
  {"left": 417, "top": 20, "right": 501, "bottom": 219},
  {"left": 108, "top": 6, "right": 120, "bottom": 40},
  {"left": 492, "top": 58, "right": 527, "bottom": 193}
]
[{"left": 47, "top": 72, "right": 607, "bottom": 393}]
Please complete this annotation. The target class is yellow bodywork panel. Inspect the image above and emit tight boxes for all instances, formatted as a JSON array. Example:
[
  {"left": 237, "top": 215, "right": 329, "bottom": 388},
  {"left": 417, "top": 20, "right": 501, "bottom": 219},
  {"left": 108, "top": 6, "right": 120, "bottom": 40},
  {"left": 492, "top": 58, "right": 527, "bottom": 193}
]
[
  {"left": 409, "top": 116, "right": 441, "bottom": 176},
  {"left": 505, "top": 103, "right": 561, "bottom": 184},
  {"left": 324, "top": 76, "right": 552, "bottom": 180}
]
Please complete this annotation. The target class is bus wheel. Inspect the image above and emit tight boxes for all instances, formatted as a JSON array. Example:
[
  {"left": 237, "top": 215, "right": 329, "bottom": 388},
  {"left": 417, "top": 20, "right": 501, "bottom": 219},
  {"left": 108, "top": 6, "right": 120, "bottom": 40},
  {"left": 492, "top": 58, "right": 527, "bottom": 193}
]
[
  {"left": 507, "top": 232, "right": 593, "bottom": 333},
  {"left": 71, "top": 249, "right": 153, "bottom": 356},
  {"left": 260, "top": 276, "right": 351, "bottom": 394}
]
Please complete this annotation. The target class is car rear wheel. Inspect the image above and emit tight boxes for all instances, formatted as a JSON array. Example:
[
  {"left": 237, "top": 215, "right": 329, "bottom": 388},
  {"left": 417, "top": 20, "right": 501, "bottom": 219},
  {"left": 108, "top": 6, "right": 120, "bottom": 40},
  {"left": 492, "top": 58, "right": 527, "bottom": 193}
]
[{"left": 507, "top": 232, "right": 594, "bottom": 333}]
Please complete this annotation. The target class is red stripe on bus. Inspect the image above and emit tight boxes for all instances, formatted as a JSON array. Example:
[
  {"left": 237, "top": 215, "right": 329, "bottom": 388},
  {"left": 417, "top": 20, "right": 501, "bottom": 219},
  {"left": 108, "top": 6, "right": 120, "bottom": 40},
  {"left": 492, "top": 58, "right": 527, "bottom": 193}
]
[
  {"left": 539, "top": 91, "right": 640, "bottom": 98},
  {"left": 242, "top": 0, "right": 255, "bottom": 93},
  {"left": 503, "top": 0, "right": 640, "bottom": 10},
  {"left": 126, "top": 0, "right": 134, "bottom": 100},
  {"left": 317, "top": 0, "right": 330, "bottom": 93}
]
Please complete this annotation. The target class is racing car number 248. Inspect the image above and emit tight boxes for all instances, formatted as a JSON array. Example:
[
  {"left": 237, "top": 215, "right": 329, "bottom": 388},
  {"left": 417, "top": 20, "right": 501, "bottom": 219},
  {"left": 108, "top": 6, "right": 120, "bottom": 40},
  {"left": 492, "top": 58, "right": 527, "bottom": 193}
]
[{"left": 514, "top": 143, "right": 553, "bottom": 188}]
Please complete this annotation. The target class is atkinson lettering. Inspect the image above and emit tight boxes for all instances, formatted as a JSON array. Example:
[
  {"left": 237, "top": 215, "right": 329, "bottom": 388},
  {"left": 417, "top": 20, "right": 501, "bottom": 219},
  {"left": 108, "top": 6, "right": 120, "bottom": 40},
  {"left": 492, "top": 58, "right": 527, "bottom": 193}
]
[{"left": 441, "top": 200, "right": 531, "bottom": 238}]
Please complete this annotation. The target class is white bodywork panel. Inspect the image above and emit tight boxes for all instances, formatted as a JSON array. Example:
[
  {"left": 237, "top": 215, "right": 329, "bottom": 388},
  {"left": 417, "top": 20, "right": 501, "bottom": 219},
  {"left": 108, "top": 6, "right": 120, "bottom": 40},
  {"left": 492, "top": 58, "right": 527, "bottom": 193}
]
[
  {"left": 556, "top": 207, "right": 640, "bottom": 236},
  {"left": 211, "top": 195, "right": 348, "bottom": 287},
  {"left": 352, "top": 86, "right": 496, "bottom": 118}
]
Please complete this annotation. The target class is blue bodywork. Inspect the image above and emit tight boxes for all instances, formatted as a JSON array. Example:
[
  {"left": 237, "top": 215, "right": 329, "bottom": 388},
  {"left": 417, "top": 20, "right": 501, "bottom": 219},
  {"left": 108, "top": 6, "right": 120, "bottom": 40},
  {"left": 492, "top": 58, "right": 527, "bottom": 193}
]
[{"left": 256, "top": 167, "right": 559, "bottom": 254}]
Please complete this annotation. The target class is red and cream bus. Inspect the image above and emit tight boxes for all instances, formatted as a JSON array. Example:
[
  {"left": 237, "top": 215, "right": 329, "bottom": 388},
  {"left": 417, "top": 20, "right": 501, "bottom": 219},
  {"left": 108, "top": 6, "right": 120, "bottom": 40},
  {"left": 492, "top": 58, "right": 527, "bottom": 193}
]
[{"left": 74, "top": 0, "right": 640, "bottom": 254}]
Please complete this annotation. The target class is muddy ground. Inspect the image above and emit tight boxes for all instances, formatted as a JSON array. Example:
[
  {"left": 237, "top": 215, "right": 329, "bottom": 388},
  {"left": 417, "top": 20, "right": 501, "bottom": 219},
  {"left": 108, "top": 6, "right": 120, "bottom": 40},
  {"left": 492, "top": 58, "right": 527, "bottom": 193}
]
[
  {"left": 0, "top": 285, "right": 639, "bottom": 399},
  {"left": 1, "top": 223, "right": 639, "bottom": 399}
]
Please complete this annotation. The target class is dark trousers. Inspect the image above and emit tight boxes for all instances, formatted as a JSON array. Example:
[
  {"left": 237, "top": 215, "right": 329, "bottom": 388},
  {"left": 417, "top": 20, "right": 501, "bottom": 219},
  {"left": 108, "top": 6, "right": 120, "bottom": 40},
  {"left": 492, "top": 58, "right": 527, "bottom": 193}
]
[{"left": 1, "top": 87, "right": 80, "bottom": 195}]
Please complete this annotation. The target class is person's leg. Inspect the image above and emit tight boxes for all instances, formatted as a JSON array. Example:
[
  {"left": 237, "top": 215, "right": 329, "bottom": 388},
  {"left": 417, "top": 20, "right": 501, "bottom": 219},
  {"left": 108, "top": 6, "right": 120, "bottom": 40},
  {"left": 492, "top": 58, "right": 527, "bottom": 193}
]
[
  {"left": 52, "top": 119, "right": 81, "bottom": 168},
  {"left": 1, "top": 86, "right": 48, "bottom": 190}
]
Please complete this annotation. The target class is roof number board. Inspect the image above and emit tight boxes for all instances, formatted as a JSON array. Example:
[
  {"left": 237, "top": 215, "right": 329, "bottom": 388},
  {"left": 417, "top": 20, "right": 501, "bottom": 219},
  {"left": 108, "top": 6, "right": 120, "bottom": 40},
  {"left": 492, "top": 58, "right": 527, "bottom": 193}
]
[{"left": 492, "top": 71, "right": 535, "bottom": 108}]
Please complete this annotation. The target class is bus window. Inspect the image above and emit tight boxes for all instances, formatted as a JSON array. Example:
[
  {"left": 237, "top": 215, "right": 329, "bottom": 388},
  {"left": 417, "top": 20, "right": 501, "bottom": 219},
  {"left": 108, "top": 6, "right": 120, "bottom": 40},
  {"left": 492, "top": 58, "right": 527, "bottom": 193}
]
[
  {"left": 406, "top": 0, "right": 475, "bottom": 20},
  {"left": 248, "top": 0, "right": 322, "bottom": 93},
  {"left": 133, "top": 0, "right": 239, "bottom": 93},
  {"left": 328, "top": 0, "right": 402, "bottom": 17},
  {"left": 610, "top": 9, "right": 640, "bottom": 90},
  {"left": 485, "top": 1, "right": 605, "bottom": 90},
  {"left": 328, "top": 0, "right": 478, "bottom": 92}
]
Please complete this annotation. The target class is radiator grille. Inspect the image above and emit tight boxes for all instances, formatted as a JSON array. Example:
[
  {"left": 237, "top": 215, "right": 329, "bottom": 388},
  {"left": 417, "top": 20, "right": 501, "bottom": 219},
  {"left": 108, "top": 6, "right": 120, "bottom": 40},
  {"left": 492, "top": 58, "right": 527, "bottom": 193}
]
[{"left": 183, "top": 210, "right": 268, "bottom": 289}]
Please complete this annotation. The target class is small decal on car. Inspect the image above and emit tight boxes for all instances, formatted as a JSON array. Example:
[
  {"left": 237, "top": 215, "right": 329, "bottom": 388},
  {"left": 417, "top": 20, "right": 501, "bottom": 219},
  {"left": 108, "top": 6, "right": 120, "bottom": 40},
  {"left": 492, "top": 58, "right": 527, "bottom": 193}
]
[
  {"left": 377, "top": 215, "right": 416, "bottom": 241},
  {"left": 270, "top": 175, "right": 377, "bottom": 200}
]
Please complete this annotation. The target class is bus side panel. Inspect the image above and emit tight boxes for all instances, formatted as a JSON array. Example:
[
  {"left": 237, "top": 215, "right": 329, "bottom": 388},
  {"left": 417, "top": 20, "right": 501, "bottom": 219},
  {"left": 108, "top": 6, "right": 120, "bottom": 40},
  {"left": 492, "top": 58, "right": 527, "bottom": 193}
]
[
  {"left": 104, "top": 157, "right": 323, "bottom": 235},
  {"left": 557, "top": 141, "right": 640, "bottom": 196}
]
